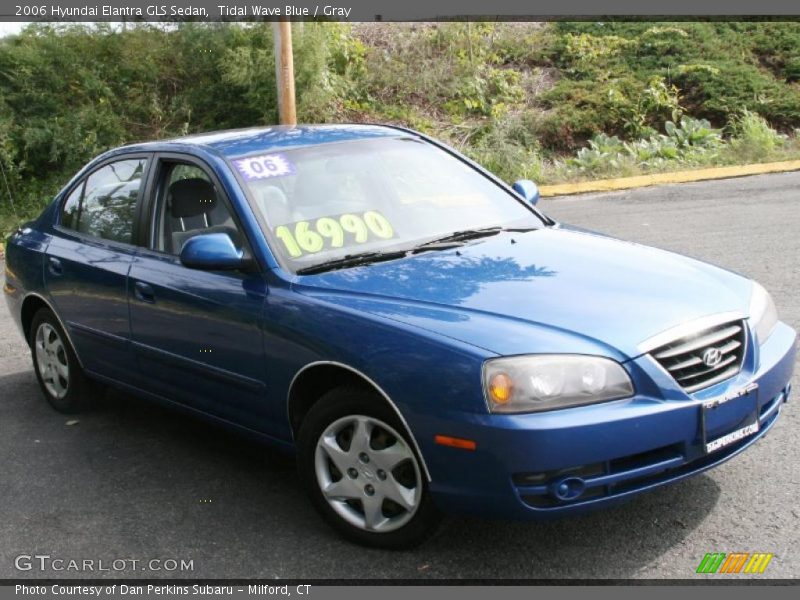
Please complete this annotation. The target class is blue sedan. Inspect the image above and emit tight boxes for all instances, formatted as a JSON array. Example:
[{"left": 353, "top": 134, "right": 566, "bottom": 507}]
[{"left": 3, "top": 124, "right": 796, "bottom": 548}]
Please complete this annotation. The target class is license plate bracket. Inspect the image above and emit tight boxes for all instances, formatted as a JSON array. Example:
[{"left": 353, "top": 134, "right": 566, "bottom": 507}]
[{"left": 701, "top": 383, "right": 759, "bottom": 454}]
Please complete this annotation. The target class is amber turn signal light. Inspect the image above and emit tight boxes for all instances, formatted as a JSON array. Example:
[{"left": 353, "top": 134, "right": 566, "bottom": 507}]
[
  {"left": 488, "top": 372, "right": 514, "bottom": 404},
  {"left": 434, "top": 435, "right": 477, "bottom": 451}
]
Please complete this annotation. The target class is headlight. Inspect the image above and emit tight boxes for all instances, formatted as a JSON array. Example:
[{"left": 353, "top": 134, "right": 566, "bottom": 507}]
[
  {"left": 749, "top": 282, "right": 778, "bottom": 345},
  {"left": 483, "top": 355, "right": 634, "bottom": 414}
]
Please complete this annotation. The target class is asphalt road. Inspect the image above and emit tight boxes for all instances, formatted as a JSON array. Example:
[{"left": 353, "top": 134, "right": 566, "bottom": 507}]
[{"left": 1, "top": 172, "right": 798, "bottom": 580}]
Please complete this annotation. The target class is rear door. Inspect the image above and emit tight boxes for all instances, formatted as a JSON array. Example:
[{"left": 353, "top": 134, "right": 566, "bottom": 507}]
[
  {"left": 128, "top": 154, "right": 271, "bottom": 428},
  {"left": 46, "top": 154, "right": 151, "bottom": 384}
]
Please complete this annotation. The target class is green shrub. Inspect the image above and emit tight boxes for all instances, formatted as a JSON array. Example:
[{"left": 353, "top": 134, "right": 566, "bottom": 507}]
[
  {"left": 560, "top": 32, "right": 635, "bottom": 78},
  {"left": 664, "top": 116, "right": 722, "bottom": 149},
  {"left": 543, "top": 21, "right": 800, "bottom": 133},
  {"left": 5, "top": 20, "right": 800, "bottom": 232},
  {"left": 566, "top": 117, "right": 725, "bottom": 177},
  {"left": 623, "top": 136, "right": 680, "bottom": 164},
  {"left": 0, "top": 22, "right": 350, "bottom": 232},
  {"left": 567, "top": 133, "right": 625, "bottom": 174},
  {"left": 460, "top": 114, "right": 544, "bottom": 182},
  {"left": 728, "top": 109, "right": 787, "bottom": 162}
]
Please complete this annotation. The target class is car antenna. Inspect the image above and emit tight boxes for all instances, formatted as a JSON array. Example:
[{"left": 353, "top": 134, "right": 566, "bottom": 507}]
[{"left": 0, "top": 155, "right": 20, "bottom": 222}]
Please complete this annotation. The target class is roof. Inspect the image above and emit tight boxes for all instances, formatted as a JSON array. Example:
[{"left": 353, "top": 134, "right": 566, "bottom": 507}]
[{"left": 154, "top": 124, "right": 407, "bottom": 158}]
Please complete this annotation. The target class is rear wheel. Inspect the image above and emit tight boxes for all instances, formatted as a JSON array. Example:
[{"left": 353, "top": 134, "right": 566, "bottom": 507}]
[
  {"left": 297, "top": 386, "right": 441, "bottom": 549},
  {"left": 30, "top": 308, "right": 96, "bottom": 413}
]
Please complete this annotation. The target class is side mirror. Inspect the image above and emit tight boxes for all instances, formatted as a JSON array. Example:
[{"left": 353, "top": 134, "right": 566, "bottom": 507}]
[
  {"left": 512, "top": 179, "right": 540, "bottom": 206},
  {"left": 180, "top": 233, "right": 248, "bottom": 271}
]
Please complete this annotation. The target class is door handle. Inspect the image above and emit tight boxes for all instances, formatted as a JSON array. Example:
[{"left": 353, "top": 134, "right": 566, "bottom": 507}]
[
  {"left": 47, "top": 257, "right": 63, "bottom": 276},
  {"left": 134, "top": 281, "right": 155, "bottom": 303}
]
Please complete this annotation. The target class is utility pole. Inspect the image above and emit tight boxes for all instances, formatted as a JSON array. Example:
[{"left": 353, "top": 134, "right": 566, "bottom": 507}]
[{"left": 272, "top": 21, "right": 297, "bottom": 125}]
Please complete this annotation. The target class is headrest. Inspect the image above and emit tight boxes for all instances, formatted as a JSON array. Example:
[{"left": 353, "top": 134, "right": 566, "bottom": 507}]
[{"left": 169, "top": 178, "right": 217, "bottom": 218}]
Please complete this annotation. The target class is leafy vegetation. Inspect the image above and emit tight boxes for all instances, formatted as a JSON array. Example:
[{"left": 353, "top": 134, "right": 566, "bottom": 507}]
[
  {"left": 3, "top": 21, "right": 800, "bottom": 242},
  {"left": 0, "top": 22, "right": 345, "bottom": 240}
]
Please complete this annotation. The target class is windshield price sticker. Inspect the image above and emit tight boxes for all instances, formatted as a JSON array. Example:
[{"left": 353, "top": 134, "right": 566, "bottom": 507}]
[
  {"left": 274, "top": 211, "right": 395, "bottom": 258},
  {"left": 234, "top": 153, "right": 295, "bottom": 180}
]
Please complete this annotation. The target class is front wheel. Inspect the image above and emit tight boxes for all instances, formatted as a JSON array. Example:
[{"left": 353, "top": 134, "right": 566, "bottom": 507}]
[{"left": 297, "top": 386, "right": 442, "bottom": 549}]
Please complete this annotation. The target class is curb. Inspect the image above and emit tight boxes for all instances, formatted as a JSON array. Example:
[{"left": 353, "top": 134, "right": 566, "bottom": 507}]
[{"left": 538, "top": 159, "right": 800, "bottom": 198}]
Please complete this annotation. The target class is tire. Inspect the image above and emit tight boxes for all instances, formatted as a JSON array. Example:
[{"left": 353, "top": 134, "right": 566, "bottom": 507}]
[
  {"left": 297, "top": 386, "right": 442, "bottom": 549},
  {"left": 29, "top": 307, "right": 96, "bottom": 413}
]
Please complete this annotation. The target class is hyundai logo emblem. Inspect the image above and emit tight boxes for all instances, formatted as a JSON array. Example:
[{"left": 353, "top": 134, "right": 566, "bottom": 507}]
[{"left": 702, "top": 347, "right": 723, "bottom": 367}]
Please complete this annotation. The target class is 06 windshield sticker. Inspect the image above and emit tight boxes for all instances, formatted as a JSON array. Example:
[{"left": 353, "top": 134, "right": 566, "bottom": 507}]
[
  {"left": 274, "top": 211, "right": 395, "bottom": 258},
  {"left": 234, "top": 153, "right": 295, "bottom": 180}
]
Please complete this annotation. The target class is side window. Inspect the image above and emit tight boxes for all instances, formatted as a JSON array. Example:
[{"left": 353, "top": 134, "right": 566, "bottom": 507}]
[
  {"left": 153, "top": 162, "right": 243, "bottom": 255},
  {"left": 59, "top": 158, "right": 147, "bottom": 244},
  {"left": 59, "top": 183, "right": 84, "bottom": 231}
]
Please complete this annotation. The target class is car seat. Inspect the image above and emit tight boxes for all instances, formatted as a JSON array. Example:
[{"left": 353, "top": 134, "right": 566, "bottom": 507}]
[{"left": 167, "top": 178, "right": 240, "bottom": 253}]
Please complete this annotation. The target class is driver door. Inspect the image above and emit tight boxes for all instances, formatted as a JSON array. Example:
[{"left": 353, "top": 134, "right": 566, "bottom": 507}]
[{"left": 128, "top": 155, "right": 271, "bottom": 429}]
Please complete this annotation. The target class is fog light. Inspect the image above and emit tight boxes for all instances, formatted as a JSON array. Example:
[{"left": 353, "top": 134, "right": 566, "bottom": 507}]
[{"left": 551, "top": 476, "right": 586, "bottom": 501}]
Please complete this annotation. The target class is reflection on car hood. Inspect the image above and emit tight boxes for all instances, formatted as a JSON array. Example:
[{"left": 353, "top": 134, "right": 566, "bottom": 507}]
[{"left": 295, "top": 227, "right": 753, "bottom": 359}]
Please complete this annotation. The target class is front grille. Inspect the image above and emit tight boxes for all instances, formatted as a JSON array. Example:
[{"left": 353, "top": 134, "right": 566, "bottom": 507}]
[{"left": 650, "top": 320, "right": 746, "bottom": 393}]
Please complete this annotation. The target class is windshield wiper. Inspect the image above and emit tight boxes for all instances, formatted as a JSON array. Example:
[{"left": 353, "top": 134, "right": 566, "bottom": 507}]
[
  {"left": 502, "top": 226, "right": 540, "bottom": 233},
  {"left": 296, "top": 250, "right": 408, "bottom": 275},
  {"left": 412, "top": 226, "right": 539, "bottom": 252},
  {"left": 412, "top": 227, "right": 503, "bottom": 250},
  {"left": 296, "top": 226, "right": 541, "bottom": 275}
]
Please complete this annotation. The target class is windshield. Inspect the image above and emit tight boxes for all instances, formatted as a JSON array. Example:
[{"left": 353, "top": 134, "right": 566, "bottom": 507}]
[{"left": 234, "top": 136, "right": 544, "bottom": 272}]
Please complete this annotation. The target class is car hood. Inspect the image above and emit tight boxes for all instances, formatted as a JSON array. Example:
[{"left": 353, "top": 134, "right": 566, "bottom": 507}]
[{"left": 294, "top": 227, "right": 753, "bottom": 360}]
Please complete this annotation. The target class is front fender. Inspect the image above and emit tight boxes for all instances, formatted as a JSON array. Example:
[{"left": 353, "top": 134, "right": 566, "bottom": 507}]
[{"left": 262, "top": 285, "right": 493, "bottom": 429}]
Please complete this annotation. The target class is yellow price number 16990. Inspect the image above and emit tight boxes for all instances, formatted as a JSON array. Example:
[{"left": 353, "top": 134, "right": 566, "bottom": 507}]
[{"left": 274, "top": 211, "right": 395, "bottom": 258}]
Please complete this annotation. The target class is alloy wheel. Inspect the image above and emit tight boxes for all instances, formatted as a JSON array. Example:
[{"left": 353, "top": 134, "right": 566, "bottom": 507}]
[
  {"left": 314, "top": 414, "right": 423, "bottom": 533},
  {"left": 34, "top": 322, "right": 70, "bottom": 399}
]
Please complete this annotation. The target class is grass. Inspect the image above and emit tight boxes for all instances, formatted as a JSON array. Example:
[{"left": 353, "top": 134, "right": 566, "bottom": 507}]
[{"left": 538, "top": 136, "right": 800, "bottom": 185}]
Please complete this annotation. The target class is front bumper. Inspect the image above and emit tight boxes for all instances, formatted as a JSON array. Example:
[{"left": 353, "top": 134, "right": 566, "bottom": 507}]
[{"left": 418, "top": 321, "right": 797, "bottom": 519}]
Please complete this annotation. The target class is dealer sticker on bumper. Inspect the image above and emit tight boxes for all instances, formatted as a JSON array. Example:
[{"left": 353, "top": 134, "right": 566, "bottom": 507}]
[
  {"left": 702, "top": 383, "right": 759, "bottom": 454},
  {"left": 706, "top": 421, "right": 759, "bottom": 453}
]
